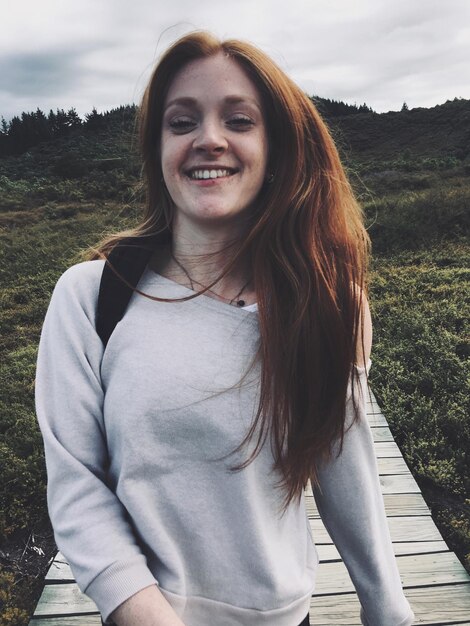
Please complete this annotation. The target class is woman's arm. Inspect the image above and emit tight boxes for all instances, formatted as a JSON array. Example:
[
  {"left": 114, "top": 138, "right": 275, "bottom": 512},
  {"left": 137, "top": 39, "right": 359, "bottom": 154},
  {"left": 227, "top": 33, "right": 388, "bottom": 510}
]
[
  {"left": 355, "top": 289, "right": 372, "bottom": 369},
  {"left": 35, "top": 262, "right": 181, "bottom": 625},
  {"left": 311, "top": 294, "right": 415, "bottom": 626}
]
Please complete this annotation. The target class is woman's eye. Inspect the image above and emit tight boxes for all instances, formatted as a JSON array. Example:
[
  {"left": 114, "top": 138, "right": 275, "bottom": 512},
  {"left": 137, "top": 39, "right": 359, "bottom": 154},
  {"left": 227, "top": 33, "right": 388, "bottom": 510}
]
[
  {"left": 168, "top": 118, "right": 196, "bottom": 132},
  {"left": 228, "top": 116, "right": 254, "bottom": 129}
]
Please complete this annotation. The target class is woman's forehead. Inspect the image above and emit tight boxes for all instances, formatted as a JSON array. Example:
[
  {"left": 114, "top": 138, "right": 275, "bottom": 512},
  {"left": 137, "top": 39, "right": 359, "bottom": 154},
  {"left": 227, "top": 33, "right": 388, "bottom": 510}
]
[{"left": 164, "top": 53, "right": 262, "bottom": 108}]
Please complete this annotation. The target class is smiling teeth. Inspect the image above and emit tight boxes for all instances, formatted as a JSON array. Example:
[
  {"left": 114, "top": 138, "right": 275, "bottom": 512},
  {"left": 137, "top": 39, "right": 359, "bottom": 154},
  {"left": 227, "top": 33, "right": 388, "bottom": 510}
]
[{"left": 190, "top": 169, "right": 233, "bottom": 179}]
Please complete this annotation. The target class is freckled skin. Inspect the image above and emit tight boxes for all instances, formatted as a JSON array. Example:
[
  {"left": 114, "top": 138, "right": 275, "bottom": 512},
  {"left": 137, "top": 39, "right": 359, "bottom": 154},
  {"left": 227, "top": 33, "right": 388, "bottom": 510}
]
[{"left": 160, "top": 53, "right": 269, "bottom": 234}]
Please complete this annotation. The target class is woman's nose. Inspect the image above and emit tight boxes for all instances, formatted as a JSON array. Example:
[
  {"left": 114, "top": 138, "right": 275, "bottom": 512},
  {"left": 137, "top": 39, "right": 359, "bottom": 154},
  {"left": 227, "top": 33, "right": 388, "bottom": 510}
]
[{"left": 192, "top": 120, "right": 228, "bottom": 153}]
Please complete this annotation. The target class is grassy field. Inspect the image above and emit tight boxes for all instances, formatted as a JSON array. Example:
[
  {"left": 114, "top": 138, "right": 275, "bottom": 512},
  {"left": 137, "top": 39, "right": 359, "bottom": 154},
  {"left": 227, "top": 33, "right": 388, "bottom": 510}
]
[
  {"left": 369, "top": 245, "right": 469, "bottom": 561},
  {"left": 0, "top": 133, "right": 468, "bottom": 624}
]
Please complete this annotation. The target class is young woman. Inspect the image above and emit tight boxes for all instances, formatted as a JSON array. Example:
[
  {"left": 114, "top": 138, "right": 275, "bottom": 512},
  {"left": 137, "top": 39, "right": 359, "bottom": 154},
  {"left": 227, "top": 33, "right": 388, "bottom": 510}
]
[{"left": 35, "top": 31, "right": 415, "bottom": 626}]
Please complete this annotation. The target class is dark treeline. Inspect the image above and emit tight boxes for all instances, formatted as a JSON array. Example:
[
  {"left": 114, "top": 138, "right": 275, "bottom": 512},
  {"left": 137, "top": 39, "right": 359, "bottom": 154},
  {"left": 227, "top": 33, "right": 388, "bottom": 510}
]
[
  {"left": 0, "top": 105, "right": 137, "bottom": 157},
  {"left": 312, "top": 96, "right": 375, "bottom": 117},
  {"left": 0, "top": 97, "right": 376, "bottom": 158}
]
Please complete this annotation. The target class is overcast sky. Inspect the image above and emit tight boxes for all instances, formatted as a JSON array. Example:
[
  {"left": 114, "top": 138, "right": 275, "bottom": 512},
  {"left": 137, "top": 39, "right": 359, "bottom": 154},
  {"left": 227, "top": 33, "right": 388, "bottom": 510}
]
[{"left": 2, "top": 0, "right": 469, "bottom": 122}]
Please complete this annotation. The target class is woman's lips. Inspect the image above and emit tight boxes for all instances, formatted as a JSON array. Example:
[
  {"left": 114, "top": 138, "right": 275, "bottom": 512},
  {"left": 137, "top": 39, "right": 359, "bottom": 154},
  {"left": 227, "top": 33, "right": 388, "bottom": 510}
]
[
  {"left": 185, "top": 166, "right": 238, "bottom": 178},
  {"left": 186, "top": 168, "right": 238, "bottom": 187}
]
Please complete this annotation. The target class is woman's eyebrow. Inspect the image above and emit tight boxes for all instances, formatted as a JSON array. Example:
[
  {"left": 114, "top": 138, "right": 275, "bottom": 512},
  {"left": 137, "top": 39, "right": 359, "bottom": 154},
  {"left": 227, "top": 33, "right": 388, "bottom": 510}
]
[
  {"left": 164, "top": 95, "right": 262, "bottom": 111},
  {"left": 223, "top": 96, "right": 261, "bottom": 110},
  {"left": 164, "top": 97, "right": 197, "bottom": 110}
]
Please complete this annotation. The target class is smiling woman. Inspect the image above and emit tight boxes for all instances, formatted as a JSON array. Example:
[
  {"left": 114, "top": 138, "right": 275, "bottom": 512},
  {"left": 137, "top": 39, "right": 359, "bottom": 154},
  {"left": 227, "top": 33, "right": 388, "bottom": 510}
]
[{"left": 35, "top": 31, "right": 414, "bottom": 626}]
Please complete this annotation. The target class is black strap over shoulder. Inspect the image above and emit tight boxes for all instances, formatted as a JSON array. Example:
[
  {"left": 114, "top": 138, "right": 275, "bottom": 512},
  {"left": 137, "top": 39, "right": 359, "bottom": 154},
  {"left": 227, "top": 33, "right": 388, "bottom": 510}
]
[{"left": 96, "top": 232, "right": 170, "bottom": 348}]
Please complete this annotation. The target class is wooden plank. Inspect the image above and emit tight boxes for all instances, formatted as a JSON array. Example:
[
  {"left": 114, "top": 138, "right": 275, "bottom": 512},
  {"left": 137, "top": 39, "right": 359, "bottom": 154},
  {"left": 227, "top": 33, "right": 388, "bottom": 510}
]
[
  {"left": 316, "top": 540, "right": 450, "bottom": 562},
  {"left": 366, "top": 403, "right": 385, "bottom": 416},
  {"left": 304, "top": 491, "right": 430, "bottom": 516},
  {"left": 314, "top": 552, "right": 470, "bottom": 595},
  {"left": 380, "top": 492, "right": 431, "bottom": 516},
  {"left": 367, "top": 412, "right": 387, "bottom": 427},
  {"left": 370, "top": 426, "right": 394, "bottom": 442},
  {"left": 31, "top": 582, "right": 97, "bottom": 616},
  {"left": 29, "top": 617, "right": 101, "bottom": 625},
  {"left": 366, "top": 404, "right": 385, "bottom": 416},
  {"left": 309, "top": 592, "right": 365, "bottom": 626},
  {"left": 305, "top": 491, "right": 431, "bottom": 517},
  {"left": 309, "top": 583, "right": 470, "bottom": 625},
  {"left": 374, "top": 440, "right": 403, "bottom": 457},
  {"left": 45, "top": 557, "right": 75, "bottom": 582},
  {"left": 311, "top": 515, "right": 444, "bottom": 543},
  {"left": 377, "top": 456, "right": 410, "bottom": 474},
  {"left": 379, "top": 473, "right": 421, "bottom": 493},
  {"left": 314, "top": 561, "right": 357, "bottom": 594},
  {"left": 397, "top": 552, "right": 470, "bottom": 587}
]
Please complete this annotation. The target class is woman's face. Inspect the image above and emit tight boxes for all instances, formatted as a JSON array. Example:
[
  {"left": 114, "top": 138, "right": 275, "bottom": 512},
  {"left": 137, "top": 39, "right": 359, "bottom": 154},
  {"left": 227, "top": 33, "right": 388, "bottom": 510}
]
[{"left": 160, "top": 53, "right": 269, "bottom": 232}]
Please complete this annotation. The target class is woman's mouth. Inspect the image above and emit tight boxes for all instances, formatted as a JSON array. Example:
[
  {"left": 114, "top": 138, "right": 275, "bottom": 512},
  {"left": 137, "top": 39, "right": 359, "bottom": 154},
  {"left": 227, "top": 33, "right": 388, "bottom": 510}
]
[{"left": 186, "top": 168, "right": 238, "bottom": 180}]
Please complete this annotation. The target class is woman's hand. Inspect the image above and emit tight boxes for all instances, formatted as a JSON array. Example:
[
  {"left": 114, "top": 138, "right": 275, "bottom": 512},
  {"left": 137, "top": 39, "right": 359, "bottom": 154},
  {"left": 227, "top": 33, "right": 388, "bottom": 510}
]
[{"left": 109, "top": 584, "right": 186, "bottom": 626}]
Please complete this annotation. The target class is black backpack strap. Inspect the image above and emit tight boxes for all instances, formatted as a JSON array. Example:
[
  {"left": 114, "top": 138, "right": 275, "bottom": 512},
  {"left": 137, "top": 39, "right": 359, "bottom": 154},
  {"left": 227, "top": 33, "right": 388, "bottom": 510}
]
[{"left": 96, "top": 233, "right": 169, "bottom": 348}]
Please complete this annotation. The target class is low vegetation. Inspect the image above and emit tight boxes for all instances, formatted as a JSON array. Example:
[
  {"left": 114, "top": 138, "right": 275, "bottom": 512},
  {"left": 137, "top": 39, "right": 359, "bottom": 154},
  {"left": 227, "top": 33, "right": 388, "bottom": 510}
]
[
  {"left": 369, "top": 246, "right": 469, "bottom": 565},
  {"left": 0, "top": 102, "right": 468, "bottom": 625}
]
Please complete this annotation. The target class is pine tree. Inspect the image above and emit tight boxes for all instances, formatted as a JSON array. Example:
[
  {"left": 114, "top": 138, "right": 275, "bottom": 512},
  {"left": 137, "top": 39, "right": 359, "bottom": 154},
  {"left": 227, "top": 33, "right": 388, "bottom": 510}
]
[
  {"left": 55, "top": 109, "right": 69, "bottom": 135},
  {"left": 66, "top": 107, "right": 82, "bottom": 128},
  {"left": 0, "top": 117, "right": 9, "bottom": 156},
  {"left": 48, "top": 109, "right": 58, "bottom": 134},
  {"left": 85, "top": 107, "right": 105, "bottom": 130},
  {"left": 8, "top": 116, "right": 26, "bottom": 154},
  {"left": 34, "top": 108, "right": 51, "bottom": 142}
]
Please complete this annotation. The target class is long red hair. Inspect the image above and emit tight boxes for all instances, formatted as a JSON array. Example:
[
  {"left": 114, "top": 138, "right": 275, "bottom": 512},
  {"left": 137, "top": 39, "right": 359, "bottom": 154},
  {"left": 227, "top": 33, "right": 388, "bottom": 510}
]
[{"left": 89, "top": 31, "right": 371, "bottom": 515}]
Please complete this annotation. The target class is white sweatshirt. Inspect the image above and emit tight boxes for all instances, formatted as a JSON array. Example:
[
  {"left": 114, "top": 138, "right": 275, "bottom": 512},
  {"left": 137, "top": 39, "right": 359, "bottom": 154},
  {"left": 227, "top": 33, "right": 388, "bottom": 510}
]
[{"left": 35, "top": 260, "right": 415, "bottom": 626}]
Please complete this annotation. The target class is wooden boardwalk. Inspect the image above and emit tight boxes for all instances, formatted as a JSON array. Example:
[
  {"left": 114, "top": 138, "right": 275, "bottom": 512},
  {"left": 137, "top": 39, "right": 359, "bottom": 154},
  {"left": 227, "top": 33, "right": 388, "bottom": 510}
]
[{"left": 28, "top": 391, "right": 470, "bottom": 625}]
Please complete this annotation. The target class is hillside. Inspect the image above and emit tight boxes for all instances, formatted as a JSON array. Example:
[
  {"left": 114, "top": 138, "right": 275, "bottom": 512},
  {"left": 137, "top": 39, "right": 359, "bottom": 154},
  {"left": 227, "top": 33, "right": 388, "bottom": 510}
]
[
  {"left": 0, "top": 97, "right": 469, "bottom": 625},
  {"left": 325, "top": 97, "right": 470, "bottom": 163}
]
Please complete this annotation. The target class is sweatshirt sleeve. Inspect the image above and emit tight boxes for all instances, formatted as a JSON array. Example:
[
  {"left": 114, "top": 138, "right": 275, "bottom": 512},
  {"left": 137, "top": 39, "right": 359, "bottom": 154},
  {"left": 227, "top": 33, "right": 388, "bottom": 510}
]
[
  {"left": 312, "top": 361, "right": 415, "bottom": 626},
  {"left": 35, "top": 261, "right": 158, "bottom": 622}
]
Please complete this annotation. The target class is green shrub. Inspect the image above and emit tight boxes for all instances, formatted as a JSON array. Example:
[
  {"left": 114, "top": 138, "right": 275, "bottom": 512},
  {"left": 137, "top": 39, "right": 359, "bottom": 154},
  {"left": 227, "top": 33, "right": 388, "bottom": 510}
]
[
  {"left": 53, "top": 153, "right": 89, "bottom": 179},
  {"left": 0, "top": 570, "right": 30, "bottom": 626},
  {"left": 364, "top": 186, "right": 469, "bottom": 252}
]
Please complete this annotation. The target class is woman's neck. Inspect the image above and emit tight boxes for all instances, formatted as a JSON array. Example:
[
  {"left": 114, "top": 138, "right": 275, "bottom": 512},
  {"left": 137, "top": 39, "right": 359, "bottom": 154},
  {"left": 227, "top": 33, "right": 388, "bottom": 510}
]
[{"left": 149, "top": 240, "right": 256, "bottom": 306}]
